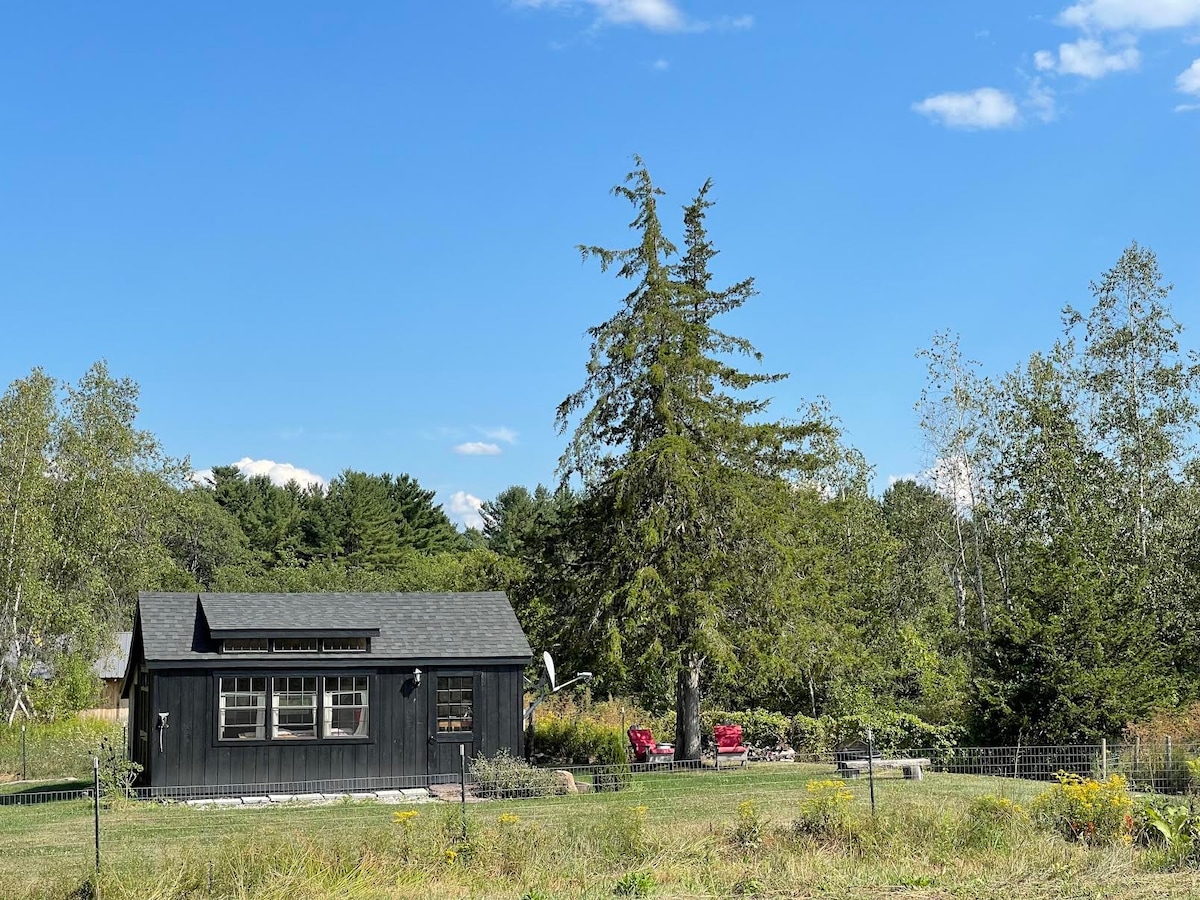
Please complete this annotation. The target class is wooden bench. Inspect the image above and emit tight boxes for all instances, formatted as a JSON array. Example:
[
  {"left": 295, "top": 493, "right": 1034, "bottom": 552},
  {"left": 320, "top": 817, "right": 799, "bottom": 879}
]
[{"left": 836, "top": 757, "right": 931, "bottom": 781}]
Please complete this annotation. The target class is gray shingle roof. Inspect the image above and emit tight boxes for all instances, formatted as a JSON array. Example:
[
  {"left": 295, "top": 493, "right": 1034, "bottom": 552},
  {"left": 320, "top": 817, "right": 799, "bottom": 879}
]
[
  {"left": 135, "top": 592, "right": 532, "bottom": 663},
  {"left": 94, "top": 632, "right": 132, "bottom": 680}
]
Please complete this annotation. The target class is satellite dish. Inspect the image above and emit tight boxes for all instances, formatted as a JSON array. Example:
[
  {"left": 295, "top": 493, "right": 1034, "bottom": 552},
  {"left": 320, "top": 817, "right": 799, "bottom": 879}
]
[{"left": 543, "top": 651, "right": 557, "bottom": 690}]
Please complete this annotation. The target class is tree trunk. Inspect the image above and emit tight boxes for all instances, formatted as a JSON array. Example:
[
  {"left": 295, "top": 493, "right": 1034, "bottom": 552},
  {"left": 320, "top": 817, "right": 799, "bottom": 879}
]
[{"left": 674, "top": 653, "right": 703, "bottom": 761}]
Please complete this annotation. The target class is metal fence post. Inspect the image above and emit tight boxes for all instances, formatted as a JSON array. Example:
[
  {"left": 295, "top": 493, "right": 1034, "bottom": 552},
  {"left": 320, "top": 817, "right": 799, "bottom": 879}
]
[
  {"left": 1101, "top": 739, "right": 1108, "bottom": 780},
  {"left": 865, "top": 727, "right": 876, "bottom": 817},
  {"left": 92, "top": 756, "right": 101, "bottom": 882},
  {"left": 21, "top": 724, "right": 26, "bottom": 781},
  {"left": 1134, "top": 736, "right": 1141, "bottom": 786},
  {"left": 459, "top": 745, "right": 467, "bottom": 843}
]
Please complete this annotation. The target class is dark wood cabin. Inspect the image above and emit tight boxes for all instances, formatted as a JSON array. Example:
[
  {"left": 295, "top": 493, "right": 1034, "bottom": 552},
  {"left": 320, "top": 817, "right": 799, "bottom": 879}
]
[{"left": 122, "top": 592, "right": 532, "bottom": 792}]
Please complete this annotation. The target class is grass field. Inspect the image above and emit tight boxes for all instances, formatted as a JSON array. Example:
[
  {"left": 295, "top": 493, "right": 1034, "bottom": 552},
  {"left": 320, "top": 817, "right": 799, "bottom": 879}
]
[{"left": 4, "top": 763, "right": 1200, "bottom": 899}]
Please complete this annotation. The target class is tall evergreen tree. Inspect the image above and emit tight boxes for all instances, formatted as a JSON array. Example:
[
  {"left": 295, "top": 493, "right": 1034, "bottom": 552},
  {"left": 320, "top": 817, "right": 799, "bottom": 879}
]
[{"left": 556, "top": 159, "right": 823, "bottom": 758}]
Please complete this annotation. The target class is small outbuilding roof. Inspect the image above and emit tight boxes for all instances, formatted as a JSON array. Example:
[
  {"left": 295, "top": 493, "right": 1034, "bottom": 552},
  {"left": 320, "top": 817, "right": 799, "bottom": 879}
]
[
  {"left": 132, "top": 591, "right": 533, "bottom": 668},
  {"left": 94, "top": 632, "right": 133, "bottom": 680}
]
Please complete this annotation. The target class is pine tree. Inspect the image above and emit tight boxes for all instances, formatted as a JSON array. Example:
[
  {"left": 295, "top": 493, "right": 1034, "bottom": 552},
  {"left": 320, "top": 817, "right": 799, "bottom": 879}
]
[{"left": 556, "top": 159, "right": 823, "bottom": 758}]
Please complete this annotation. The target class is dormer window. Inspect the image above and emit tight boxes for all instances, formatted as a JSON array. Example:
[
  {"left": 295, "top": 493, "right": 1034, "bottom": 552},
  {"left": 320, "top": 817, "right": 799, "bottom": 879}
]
[
  {"left": 223, "top": 638, "right": 269, "bottom": 653},
  {"left": 321, "top": 636, "right": 368, "bottom": 652},
  {"left": 274, "top": 637, "right": 319, "bottom": 652},
  {"left": 220, "top": 636, "right": 370, "bottom": 653}
]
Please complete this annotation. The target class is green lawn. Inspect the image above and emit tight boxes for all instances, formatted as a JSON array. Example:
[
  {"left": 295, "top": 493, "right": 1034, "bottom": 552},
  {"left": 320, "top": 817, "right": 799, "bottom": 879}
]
[{"left": 3, "top": 764, "right": 1200, "bottom": 899}]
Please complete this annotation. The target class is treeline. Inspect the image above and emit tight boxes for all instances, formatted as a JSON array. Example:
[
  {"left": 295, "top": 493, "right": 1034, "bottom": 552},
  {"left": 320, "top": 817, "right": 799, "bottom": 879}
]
[
  {"left": 0, "top": 374, "right": 523, "bottom": 721},
  {"left": 4, "top": 162, "right": 1198, "bottom": 749}
]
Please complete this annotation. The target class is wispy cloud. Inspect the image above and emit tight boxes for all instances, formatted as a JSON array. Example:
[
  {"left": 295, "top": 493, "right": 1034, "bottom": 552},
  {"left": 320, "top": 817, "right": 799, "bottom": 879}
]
[
  {"left": 1059, "top": 0, "right": 1200, "bottom": 31},
  {"left": 653, "top": 58, "right": 670, "bottom": 71},
  {"left": 913, "top": 88, "right": 1021, "bottom": 130},
  {"left": 478, "top": 426, "right": 519, "bottom": 444},
  {"left": 511, "top": 0, "right": 752, "bottom": 34},
  {"left": 454, "top": 442, "right": 503, "bottom": 456},
  {"left": 1024, "top": 78, "right": 1059, "bottom": 122},
  {"left": 1034, "top": 37, "right": 1140, "bottom": 77},
  {"left": 446, "top": 491, "right": 485, "bottom": 530},
  {"left": 191, "top": 457, "right": 326, "bottom": 490}
]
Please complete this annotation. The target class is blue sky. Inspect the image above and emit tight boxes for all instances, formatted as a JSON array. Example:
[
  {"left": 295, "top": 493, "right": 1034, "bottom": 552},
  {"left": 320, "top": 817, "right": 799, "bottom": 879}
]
[{"left": 2, "top": 1, "right": 1198, "bottom": 528}]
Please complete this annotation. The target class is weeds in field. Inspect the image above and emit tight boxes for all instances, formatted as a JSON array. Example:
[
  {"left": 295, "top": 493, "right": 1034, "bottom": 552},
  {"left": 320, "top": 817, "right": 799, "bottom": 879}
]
[
  {"left": 961, "top": 794, "right": 1028, "bottom": 849},
  {"left": 794, "top": 778, "right": 853, "bottom": 837},
  {"left": 1031, "top": 772, "right": 1133, "bottom": 844}
]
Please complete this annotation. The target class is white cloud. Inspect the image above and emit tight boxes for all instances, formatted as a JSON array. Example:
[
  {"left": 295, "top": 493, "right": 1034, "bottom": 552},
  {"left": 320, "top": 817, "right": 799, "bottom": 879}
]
[
  {"left": 191, "top": 457, "right": 326, "bottom": 490},
  {"left": 919, "top": 456, "right": 980, "bottom": 513},
  {"left": 446, "top": 491, "right": 485, "bottom": 530},
  {"left": 1024, "top": 78, "right": 1059, "bottom": 122},
  {"left": 1178, "top": 58, "right": 1200, "bottom": 93},
  {"left": 454, "top": 441, "right": 503, "bottom": 456},
  {"left": 1034, "top": 38, "right": 1140, "bottom": 77},
  {"left": 887, "top": 473, "right": 918, "bottom": 487},
  {"left": 912, "top": 88, "right": 1021, "bottom": 130},
  {"left": 479, "top": 426, "right": 519, "bottom": 444},
  {"left": 511, "top": 0, "right": 752, "bottom": 33},
  {"left": 653, "top": 58, "right": 670, "bottom": 71},
  {"left": 513, "top": 0, "right": 685, "bottom": 31},
  {"left": 1059, "top": 0, "right": 1200, "bottom": 31}
]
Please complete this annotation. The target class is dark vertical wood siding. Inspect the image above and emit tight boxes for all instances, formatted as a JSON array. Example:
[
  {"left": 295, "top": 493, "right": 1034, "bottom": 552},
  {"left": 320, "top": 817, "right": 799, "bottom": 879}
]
[{"left": 144, "top": 664, "right": 525, "bottom": 788}]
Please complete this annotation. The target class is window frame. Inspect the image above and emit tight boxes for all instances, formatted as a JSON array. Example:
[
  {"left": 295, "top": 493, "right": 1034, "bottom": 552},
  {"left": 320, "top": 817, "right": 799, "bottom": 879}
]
[
  {"left": 323, "top": 675, "right": 370, "bottom": 739},
  {"left": 211, "top": 670, "right": 374, "bottom": 747},
  {"left": 217, "top": 675, "right": 269, "bottom": 742},
  {"left": 431, "top": 670, "right": 478, "bottom": 742},
  {"left": 219, "top": 637, "right": 370, "bottom": 654}
]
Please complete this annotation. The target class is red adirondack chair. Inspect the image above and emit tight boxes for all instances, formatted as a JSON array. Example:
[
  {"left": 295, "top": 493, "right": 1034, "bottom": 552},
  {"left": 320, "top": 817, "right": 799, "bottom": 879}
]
[
  {"left": 714, "top": 724, "right": 748, "bottom": 767},
  {"left": 628, "top": 726, "right": 675, "bottom": 764}
]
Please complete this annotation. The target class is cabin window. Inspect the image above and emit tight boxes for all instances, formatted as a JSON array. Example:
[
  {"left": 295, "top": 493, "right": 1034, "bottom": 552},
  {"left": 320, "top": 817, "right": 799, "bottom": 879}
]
[
  {"left": 223, "top": 638, "right": 269, "bottom": 653},
  {"left": 218, "top": 677, "right": 266, "bottom": 740},
  {"left": 273, "top": 637, "right": 319, "bottom": 652},
  {"left": 272, "top": 676, "right": 318, "bottom": 739},
  {"left": 323, "top": 676, "right": 369, "bottom": 738},
  {"left": 436, "top": 675, "right": 474, "bottom": 733},
  {"left": 321, "top": 636, "right": 368, "bottom": 652}
]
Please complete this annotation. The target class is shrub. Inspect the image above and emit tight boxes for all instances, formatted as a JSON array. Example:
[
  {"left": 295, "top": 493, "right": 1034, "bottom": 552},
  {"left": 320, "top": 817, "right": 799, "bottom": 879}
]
[
  {"left": 700, "top": 709, "right": 790, "bottom": 749},
  {"left": 821, "top": 711, "right": 961, "bottom": 753},
  {"left": 593, "top": 729, "right": 633, "bottom": 793},
  {"left": 961, "top": 794, "right": 1028, "bottom": 849},
  {"left": 532, "top": 718, "right": 628, "bottom": 767},
  {"left": 794, "top": 779, "right": 854, "bottom": 836},
  {"left": 95, "top": 733, "right": 141, "bottom": 802},
  {"left": 470, "top": 750, "right": 559, "bottom": 800},
  {"left": 788, "top": 714, "right": 827, "bottom": 753},
  {"left": 1030, "top": 772, "right": 1133, "bottom": 844}
]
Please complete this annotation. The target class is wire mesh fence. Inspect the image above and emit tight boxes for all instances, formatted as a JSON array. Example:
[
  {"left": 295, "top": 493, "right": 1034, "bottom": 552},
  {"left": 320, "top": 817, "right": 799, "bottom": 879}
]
[
  {"left": 5, "top": 743, "right": 1200, "bottom": 896},
  {"left": 4, "top": 740, "right": 1198, "bottom": 807}
]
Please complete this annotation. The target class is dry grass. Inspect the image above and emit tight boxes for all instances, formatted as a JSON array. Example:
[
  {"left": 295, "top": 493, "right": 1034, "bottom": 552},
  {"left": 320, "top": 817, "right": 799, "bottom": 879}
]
[{"left": 4, "top": 764, "right": 1200, "bottom": 898}]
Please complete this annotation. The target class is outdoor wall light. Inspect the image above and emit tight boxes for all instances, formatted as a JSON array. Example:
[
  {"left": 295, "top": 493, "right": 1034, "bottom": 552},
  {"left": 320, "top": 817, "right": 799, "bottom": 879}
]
[{"left": 412, "top": 668, "right": 422, "bottom": 687}]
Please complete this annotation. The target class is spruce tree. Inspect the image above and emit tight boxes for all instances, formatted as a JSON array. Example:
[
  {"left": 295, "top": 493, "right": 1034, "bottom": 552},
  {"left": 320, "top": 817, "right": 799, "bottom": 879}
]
[{"left": 556, "top": 159, "right": 822, "bottom": 758}]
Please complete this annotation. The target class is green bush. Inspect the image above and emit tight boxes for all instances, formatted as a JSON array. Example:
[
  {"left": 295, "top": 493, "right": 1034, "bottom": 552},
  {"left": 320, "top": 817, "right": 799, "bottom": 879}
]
[
  {"left": 788, "top": 715, "right": 827, "bottom": 753},
  {"left": 700, "top": 709, "right": 791, "bottom": 749},
  {"left": 470, "top": 750, "right": 559, "bottom": 800},
  {"left": 1030, "top": 773, "right": 1133, "bottom": 844},
  {"left": 794, "top": 779, "right": 854, "bottom": 837},
  {"left": 594, "top": 729, "right": 633, "bottom": 792},
  {"left": 821, "top": 711, "right": 961, "bottom": 753},
  {"left": 533, "top": 718, "right": 628, "bottom": 766}
]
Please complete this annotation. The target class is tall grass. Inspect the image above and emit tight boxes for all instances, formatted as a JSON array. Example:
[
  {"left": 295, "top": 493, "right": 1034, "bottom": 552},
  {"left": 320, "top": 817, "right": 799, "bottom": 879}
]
[
  {"left": 0, "top": 719, "right": 122, "bottom": 782},
  {"left": 5, "top": 768, "right": 1200, "bottom": 899}
]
